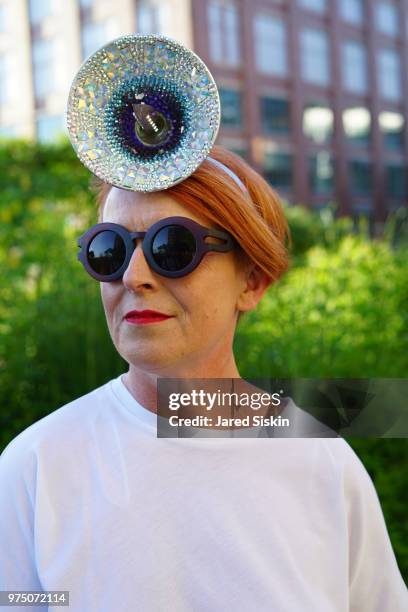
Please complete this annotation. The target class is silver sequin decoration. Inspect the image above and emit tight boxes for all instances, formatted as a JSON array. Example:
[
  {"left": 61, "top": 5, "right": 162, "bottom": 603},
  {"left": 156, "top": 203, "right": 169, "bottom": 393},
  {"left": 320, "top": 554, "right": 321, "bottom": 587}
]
[{"left": 66, "top": 35, "right": 221, "bottom": 192}]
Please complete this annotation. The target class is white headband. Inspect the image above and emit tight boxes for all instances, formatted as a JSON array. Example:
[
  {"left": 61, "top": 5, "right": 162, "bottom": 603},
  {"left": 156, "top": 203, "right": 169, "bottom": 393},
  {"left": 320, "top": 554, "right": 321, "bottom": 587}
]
[{"left": 206, "top": 157, "right": 248, "bottom": 194}]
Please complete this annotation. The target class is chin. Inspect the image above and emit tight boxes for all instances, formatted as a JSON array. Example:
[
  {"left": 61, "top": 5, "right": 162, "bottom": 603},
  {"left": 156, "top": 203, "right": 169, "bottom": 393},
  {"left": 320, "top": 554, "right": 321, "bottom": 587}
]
[{"left": 121, "top": 346, "right": 183, "bottom": 372}]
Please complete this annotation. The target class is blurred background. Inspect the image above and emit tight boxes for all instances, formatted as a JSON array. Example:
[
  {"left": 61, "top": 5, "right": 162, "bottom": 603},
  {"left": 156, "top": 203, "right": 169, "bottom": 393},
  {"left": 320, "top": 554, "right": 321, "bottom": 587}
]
[
  {"left": 2, "top": 0, "right": 408, "bottom": 227},
  {"left": 0, "top": 0, "right": 407, "bottom": 580}
]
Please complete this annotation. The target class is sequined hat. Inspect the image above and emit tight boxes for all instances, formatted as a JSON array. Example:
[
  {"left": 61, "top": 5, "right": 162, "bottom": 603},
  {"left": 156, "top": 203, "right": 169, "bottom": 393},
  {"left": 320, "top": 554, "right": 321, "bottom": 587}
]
[{"left": 66, "top": 34, "right": 221, "bottom": 192}]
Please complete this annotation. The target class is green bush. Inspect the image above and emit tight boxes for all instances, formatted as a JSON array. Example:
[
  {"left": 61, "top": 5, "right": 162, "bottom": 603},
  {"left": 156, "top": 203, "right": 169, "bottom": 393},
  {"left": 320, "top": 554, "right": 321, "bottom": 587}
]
[
  {"left": 0, "top": 140, "right": 126, "bottom": 449},
  {"left": 235, "top": 235, "right": 408, "bottom": 377},
  {"left": 283, "top": 201, "right": 355, "bottom": 258}
]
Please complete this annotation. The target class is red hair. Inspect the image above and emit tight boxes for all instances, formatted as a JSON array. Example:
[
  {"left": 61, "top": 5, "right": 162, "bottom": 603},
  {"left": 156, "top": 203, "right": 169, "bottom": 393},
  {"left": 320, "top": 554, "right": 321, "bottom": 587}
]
[{"left": 92, "top": 145, "right": 292, "bottom": 284}]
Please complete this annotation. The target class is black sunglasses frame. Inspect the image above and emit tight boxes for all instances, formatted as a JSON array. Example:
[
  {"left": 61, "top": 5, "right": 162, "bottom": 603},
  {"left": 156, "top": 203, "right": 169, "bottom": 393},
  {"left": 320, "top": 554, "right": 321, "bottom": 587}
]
[{"left": 77, "top": 216, "right": 237, "bottom": 281}]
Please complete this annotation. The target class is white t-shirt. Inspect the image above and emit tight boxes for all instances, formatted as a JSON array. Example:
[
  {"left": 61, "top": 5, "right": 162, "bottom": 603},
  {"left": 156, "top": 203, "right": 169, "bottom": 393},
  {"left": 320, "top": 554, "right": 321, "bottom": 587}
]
[{"left": 0, "top": 374, "right": 407, "bottom": 611}]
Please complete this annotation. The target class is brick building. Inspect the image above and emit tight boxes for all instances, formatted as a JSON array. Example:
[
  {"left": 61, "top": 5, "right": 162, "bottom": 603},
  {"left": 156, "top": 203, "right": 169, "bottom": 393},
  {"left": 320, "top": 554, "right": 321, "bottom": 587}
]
[{"left": 0, "top": 0, "right": 407, "bottom": 222}]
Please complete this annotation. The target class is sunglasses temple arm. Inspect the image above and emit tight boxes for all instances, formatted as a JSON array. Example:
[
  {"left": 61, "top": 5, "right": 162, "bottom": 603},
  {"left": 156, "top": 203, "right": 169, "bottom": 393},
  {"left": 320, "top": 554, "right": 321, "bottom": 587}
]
[{"left": 205, "top": 234, "right": 236, "bottom": 252}]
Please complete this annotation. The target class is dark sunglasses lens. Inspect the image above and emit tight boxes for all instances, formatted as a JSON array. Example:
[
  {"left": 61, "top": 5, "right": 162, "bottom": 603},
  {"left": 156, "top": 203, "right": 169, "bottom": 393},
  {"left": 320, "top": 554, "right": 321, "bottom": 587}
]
[
  {"left": 152, "top": 225, "right": 196, "bottom": 271},
  {"left": 87, "top": 231, "right": 126, "bottom": 275}
]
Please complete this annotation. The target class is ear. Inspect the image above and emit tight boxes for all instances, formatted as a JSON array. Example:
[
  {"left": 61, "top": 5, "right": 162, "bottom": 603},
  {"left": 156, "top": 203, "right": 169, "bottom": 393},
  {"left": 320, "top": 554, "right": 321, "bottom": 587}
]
[{"left": 236, "top": 263, "right": 272, "bottom": 314}]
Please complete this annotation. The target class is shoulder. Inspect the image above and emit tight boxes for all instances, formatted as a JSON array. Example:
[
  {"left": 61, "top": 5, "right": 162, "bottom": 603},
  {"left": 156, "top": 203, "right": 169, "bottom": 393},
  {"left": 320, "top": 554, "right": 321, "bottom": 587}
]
[
  {"left": 0, "top": 379, "right": 114, "bottom": 475},
  {"left": 320, "top": 437, "right": 373, "bottom": 478},
  {"left": 319, "top": 437, "right": 384, "bottom": 510},
  {"left": 273, "top": 437, "right": 377, "bottom": 496},
  {"left": 324, "top": 441, "right": 408, "bottom": 606},
  {"left": 318, "top": 437, "right": 371, "bottom": 478}
]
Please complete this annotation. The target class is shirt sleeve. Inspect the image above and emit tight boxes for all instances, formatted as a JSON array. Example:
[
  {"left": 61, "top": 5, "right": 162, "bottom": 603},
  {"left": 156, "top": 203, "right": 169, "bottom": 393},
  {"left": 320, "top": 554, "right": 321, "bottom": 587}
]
[
  {"left": 343, "top": 443, "right": 408, "bottom": 611},
  {"left": 0, "top": 436, "right": 47, "bottom": 611}
]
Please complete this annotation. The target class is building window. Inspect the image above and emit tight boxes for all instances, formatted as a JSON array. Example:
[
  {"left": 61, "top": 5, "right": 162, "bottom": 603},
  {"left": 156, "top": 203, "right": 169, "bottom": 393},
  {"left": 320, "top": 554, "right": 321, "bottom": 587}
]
[
  {"left": 375, "top": 2, "right": 399, "bottom": 37},
  {"left": 339, "top": 0, "right": 365, "bottom": 24},
  {"left": 208, "top": 1, "right": 241, "bottom": 67},
  {"left": 349, "top": 160, "right": 373, "bottom": 195},
  {"left": 343, "top": 107, "right": 371, "bottom": 147},
  {"left": 227, "top": 145, "right": 248, "bottom": 160},
  {"left": 224, "top": 3, "right": 240, "bottom": 67},
  {"left": 254, "top": 14, "right": 288, "bottom": 77},
  {"left": 309, "top": 152, "right": 334, "bottom": 194},
  {"left": 29, "top": 0, "right": 54, "bottom": 25},
  {"left": 0, "top": 4, "right": 7, "bottom": 32},
  {"left": 342, "top": 41, "right": 368, "bottom": 94},
  {"left": 0, "top": 55, "right": 9, "bottom": 105},
  {"left": 264, "top": 152, "right": 293, "bottom": 190},
  {"left": 136, "top": 0, "right": 172, "bottom": 35},
  {"left": 36, "top": 115, "right": 64, "bottom": 142},
  {"left": 219, "top": 88, "right": 242, "bottom": 128},
  {"left": 81, "top": 19, "right": 117, "bottom": 59},
  {"left": 385, "top": 164, "right": 407, "bottom": 199},
  {"left": 303, "top": 103, "right": 333, "bottom": 143},
  {"left": 377, "top": 49, "right": 402, "bottom": 101},
  {"left": 261, "top": 97, "right": 290, "bottom": 134},
  {"left": 379, "top": 111, "right": 404, "bottom": 151},
  {"left": 32, "top": 39, "right": 55, "bottom": 99},
  {"left": 300, "top": 28, "right": 330, "bottom": 86},
  {"left": 298, "top": 0, "right": 327, "bottom": 13}
]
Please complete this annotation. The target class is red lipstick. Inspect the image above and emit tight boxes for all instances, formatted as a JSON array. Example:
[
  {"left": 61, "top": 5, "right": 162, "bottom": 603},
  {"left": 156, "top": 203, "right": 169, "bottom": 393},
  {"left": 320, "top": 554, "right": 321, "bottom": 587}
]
[{"left": 124, "top": 310, "right": 174, "bottom": 325}]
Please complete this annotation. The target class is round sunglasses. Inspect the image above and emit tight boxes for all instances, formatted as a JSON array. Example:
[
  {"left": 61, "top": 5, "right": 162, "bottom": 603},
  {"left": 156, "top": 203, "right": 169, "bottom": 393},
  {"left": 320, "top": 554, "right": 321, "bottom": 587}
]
[{"left": 77, "top": 216, "right": 237, "bottom": 281}]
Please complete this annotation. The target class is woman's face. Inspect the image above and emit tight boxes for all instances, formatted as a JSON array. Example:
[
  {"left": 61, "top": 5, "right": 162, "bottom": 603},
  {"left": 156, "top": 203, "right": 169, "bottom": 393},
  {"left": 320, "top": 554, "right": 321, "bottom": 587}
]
[{"left": 100, "top": 186, "right": 262, "bottom": 374}]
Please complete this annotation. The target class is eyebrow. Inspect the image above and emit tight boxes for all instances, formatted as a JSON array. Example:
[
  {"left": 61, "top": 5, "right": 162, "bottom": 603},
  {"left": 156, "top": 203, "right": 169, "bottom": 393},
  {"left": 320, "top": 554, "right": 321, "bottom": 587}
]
[{"left": 109, "top": 217, "right": 165, "bottom": 232}]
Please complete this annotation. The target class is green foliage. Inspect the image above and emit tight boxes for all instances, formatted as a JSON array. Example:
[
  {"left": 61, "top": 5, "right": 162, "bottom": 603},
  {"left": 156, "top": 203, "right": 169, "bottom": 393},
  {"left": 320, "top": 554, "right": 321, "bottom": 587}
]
[
  {"left": 0, "top": 139, "right": 125, "bottom": 449},
  {"left": 0, "top": 137, "right": 91, "bottom": 202},
  {"left": 283, "top": 200, "right": 408, "bottom": 258},
  {"left": 0, "top": 140, "right": 407, "bottom": 581},
  {"left": 383, "top": 205, "right": 408, "bottom": 247},
  {"left": 283, "top": 201, "right": 355, "bottom": 258},
  {"left": 235, "top": 235, "right": 408, "bottom": 377}
]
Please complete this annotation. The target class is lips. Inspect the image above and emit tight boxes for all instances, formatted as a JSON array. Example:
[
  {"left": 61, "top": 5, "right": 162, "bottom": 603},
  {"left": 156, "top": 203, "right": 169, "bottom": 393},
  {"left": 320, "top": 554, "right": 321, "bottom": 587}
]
[
  {"left": 124, "top": 309, "right": 174, "bottom": 325},
  {"left": 125, "top": 309, "right": 172, "bottom": 319}
]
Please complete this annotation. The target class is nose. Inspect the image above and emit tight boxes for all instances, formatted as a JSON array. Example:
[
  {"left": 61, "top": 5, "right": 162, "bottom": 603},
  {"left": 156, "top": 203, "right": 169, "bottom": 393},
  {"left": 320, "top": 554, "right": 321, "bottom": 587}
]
[{"left": 122, "top": 240, "right": 156, "bottom": 292}]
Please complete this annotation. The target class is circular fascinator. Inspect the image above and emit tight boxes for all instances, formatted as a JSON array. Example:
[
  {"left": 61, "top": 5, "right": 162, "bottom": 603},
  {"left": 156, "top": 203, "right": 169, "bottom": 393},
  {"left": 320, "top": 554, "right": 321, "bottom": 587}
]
[{"left": 66, "top": 35, "right": 221, "bottom": 192}]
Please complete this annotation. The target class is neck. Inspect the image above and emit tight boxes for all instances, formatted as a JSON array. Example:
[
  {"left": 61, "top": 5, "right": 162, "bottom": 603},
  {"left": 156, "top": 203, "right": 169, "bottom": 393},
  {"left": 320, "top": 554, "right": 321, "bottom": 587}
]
[{"left": 122, "top": 352, "right": 241, "bottom": 414}]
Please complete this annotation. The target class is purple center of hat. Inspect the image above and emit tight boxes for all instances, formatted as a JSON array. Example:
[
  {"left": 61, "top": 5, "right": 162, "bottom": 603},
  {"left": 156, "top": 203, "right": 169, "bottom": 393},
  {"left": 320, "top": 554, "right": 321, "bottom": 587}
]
[{"left": 105, "top": 77, "right": 189, "bottom": 161}]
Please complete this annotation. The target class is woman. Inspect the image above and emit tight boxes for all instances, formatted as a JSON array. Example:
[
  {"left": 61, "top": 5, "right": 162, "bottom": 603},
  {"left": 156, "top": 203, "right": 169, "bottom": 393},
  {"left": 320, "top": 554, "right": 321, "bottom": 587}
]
[
  {"left": 0, "top": 145, "right": 406, "bottom": 611},
  {"left": 94, "top": 145, "right": 289, "bottom": 416}
]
